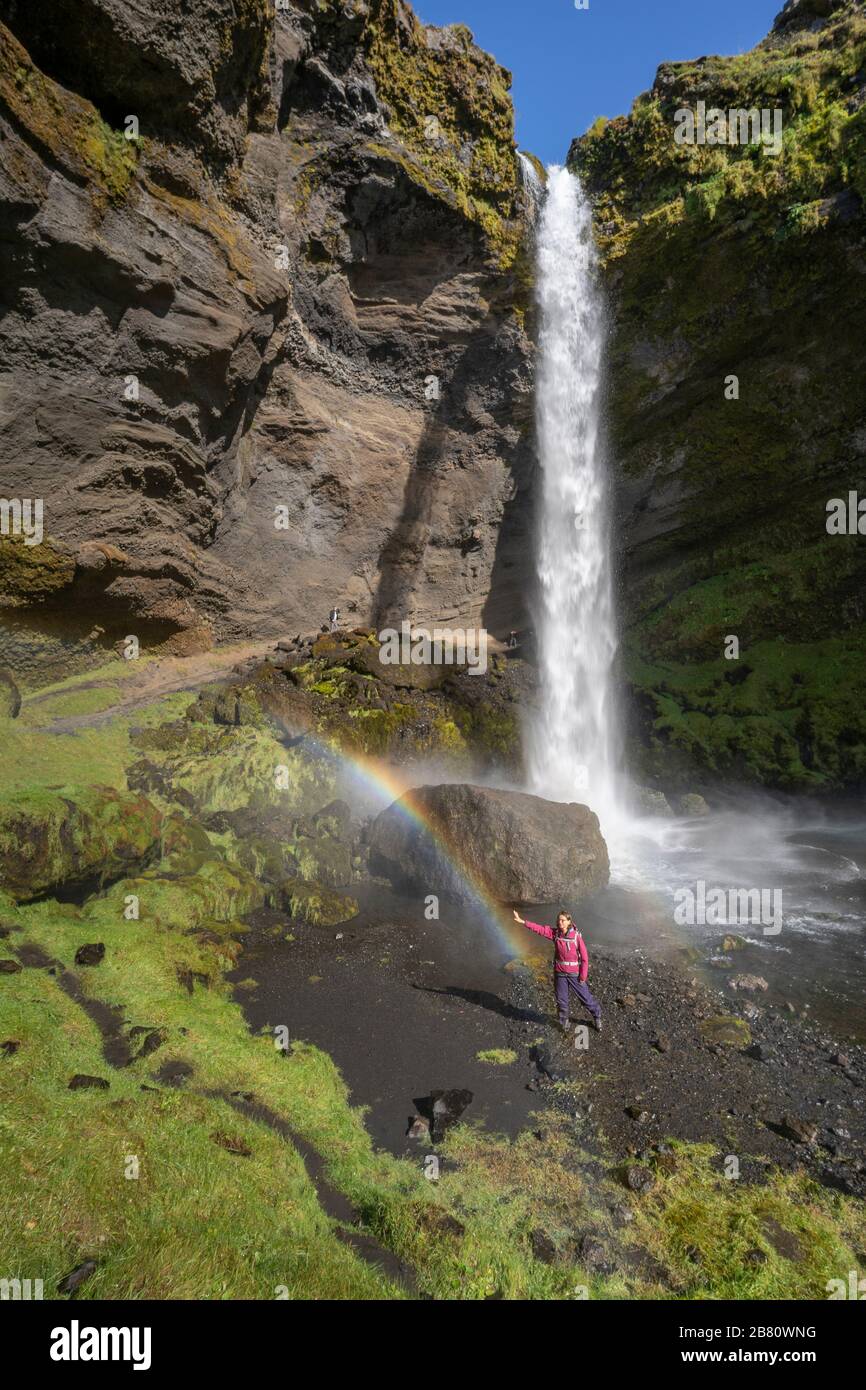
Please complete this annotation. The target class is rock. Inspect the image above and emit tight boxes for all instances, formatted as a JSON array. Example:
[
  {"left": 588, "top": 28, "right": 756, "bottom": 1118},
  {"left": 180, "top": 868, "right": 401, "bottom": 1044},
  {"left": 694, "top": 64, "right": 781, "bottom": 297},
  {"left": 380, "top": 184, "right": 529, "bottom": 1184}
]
[
  {"left": 745, "top": 1042, "right": 773, "bottom": 1062},
  {"left": 0, "top": 667, "right": 21, "bottom": 719},
  {"left": 68, "top": 1074, "right": 109, "bottom": 1090},
  {"left": 634, "top": 787, "right": 673, "bottom": 816},
  {"left": 0, "top": 959, "right": 22, "bottom": 974},
  {"left": 779, "top": 1114, "right": 819, "bottom": 1146},
  {"left": 135, "top": 1030, "right": 166, "bottom": 1059},
  {"left": 289, "top": 835, "right": 354, "bottom": 890},
  {"left": 721, "top": 934, "right": 747, "bottom": 951},
  {"left": 534, "top": 1046, "right": 567, "bottom": 1083},
  {"left": 674, "top": 793, "right": 709, "bottom": 817},
  {"left": 415, "top": 1208, "right": 465, "bottom": 1240},
  {"left": 744, "top": 1248, "right": 768, "bottom": 1266},
  {"left": 429, "top": 1088, "right": 473, "bottom": 1142},
  {"left": 154, "top": 1059, "right": 195, "bottom": 1087},
  {"left": 700, "top": 1015, "right": 752, "bottom": 1047},
  {"left": 622, "top": 1165, "right": 656, "bottom": 1195},
  {"left": 530, "top": 1229, "right": 558, "bottom": 1264},
  {"left": 57, "top": 1259, "right": 98, "bottom": 1296},
  {"left": 74, "top": 943, "right": 105, "bottom": 967},
  {"left": 831, "top": 1052, "right": 850, "bottom": 1068},
  {"left": 626, "top": 1105, "right": 651, "bottom": 1123},
  {"left": 406, "top": 1116, "right": 430, "bottom": 1141},
  {"left": 0, "top": 786, "right": 161, "bottom": 901},
  {"left": 368, "top": 784, "right": 609, "bottom": 903},
  {"left": 610, "top": 1203, "right": 635, "bottom": 1226},
  {"left": 651, "top": 1034, "right": 671, "bottom": 1053},
  {"left": 1, "top": 1039, "right": 21, "bottom": 1056},
  {"left": 677, "top": 946, "right": 702, "bottom": 966},
  {"left": 280, "top": 878, "right": 359, "bottom": 927},
  {"left": 760, "top": 1217, "right": 804, "bottom": 1263},
  {"left": 728, "top": 974, "right": 769, "bottom": 992},
  {"left": 576, "top": 1234, "right": 609, "bottom": 1272},
  {"left": 0, "top": 3, "right": 531, "bottom": 672},
  {"left": 820, "top": 1168, "right": 860, "bottom": 1197},
  {"left": 312, "top": 800, "right": 353, "bottom": 840}
]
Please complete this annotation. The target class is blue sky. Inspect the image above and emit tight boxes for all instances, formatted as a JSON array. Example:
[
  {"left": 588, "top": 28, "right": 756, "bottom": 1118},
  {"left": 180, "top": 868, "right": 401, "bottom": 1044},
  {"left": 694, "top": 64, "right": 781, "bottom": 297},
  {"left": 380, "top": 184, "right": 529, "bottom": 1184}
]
[{"left": 416, "top": 0, "right": 783, "bottom": 166}]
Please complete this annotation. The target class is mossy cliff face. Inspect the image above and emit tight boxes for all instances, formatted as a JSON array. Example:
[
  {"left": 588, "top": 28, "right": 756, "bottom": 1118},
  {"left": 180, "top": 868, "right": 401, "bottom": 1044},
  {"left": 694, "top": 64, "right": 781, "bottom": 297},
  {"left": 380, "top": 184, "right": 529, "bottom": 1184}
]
[
  {"left": 0, "top": 0, "right": 534, "bottom": 681},
  {"left": 569, "top": 0, "right": 866, "bottom": 791}
]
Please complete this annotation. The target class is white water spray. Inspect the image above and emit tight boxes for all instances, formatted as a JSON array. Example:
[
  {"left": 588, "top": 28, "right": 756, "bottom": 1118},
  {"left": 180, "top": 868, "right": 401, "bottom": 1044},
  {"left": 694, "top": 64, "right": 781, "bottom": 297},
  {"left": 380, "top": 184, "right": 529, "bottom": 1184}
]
[{"left": 528, "top": 165, "right": 623, "bottom": 847}]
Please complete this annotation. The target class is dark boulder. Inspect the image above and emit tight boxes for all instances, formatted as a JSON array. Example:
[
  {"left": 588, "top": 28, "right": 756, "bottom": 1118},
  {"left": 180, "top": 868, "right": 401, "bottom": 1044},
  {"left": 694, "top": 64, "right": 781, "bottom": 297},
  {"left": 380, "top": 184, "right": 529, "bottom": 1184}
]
[
  {"left": 74, "top": 943, "right": 105, "bottom": 967},
  {"left": 68, "top": 1074, "right": 109, "bottom": 1090},
  {"left": 369, "top": 783, "right": 609, "bottom": 903},
  {"left": 429, "top": 1088, "right": 473, "bottom": 1142}
]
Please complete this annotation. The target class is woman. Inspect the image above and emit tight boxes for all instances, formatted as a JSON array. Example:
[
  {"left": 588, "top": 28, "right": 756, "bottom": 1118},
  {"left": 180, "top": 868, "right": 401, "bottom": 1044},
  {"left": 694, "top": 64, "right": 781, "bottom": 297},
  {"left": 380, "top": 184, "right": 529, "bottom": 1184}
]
[{"left": 512, "top": 908, "right": 602, "bottom": 1034}]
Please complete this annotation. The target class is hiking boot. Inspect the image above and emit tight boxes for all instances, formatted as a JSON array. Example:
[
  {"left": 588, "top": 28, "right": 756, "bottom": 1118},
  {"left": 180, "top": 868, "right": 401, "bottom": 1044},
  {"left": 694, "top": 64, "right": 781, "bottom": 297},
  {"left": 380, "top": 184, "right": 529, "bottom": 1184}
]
[
  {"left": 594, "top": 1018, "right": 603, "bottom": 1034},
  {"left": 558, "top": 1019, "right": 572, "bottom": 1035}
]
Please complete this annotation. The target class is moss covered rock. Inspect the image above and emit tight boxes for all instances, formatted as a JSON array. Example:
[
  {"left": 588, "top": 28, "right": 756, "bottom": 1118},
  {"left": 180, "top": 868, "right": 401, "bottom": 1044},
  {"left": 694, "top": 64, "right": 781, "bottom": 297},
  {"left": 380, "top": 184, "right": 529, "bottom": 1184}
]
[
  {"left": 85, "top": 858, "right": 265, "bottom": 931},
  {"left": 0, "top": 785, "right": 162, "bottom": 900},
  {"left": 570, "top": 0, "right": 866, "bottom": 791},
  {"left": 700, "top": 1015, "right": 752, "bottom": 1048},
  {"left": 280, "top": 877, "right": 359, "bottom": 927}
]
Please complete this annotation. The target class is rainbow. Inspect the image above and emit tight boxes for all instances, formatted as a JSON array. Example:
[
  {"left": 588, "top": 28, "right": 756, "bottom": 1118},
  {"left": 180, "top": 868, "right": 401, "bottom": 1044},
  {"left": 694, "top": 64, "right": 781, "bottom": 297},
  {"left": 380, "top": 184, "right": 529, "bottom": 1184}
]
[{"left": 273, "top": 719, "right": 526, "bottom": 955}]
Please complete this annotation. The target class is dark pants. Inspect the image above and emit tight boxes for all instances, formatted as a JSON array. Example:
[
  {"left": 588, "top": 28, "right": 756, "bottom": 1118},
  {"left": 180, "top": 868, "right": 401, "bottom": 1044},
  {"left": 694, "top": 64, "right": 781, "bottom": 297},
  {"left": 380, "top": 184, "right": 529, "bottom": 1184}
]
[{"left": 554, "top": 973, "right": 601, "bottom": 1027}]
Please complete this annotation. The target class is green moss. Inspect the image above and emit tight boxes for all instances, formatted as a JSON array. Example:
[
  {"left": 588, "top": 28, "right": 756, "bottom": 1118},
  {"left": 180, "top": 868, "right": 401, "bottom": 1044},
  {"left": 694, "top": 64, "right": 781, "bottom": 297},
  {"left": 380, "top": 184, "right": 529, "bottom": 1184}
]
[
  {"left": 0, "top": 23, "right": 139, "bottom": 206},
  {"left": 571, "top": 6, "right": 866, "bottom": 260},
  {"left": 351, "top": 1, "right": 520, "bottom": 263},
  {"left": 86, "top": 858, "right": 266, "bottom": 932},
  {"left": 0, "top": 785, "right": 162, "bottom": 901},
  {"left": 281, "top": 877, "right": 359, "bottom": 927},
  {"left": 289, "top": 836, "right": 353, "bottom": 890},
  {"left": 0, "top": 535, "right": 76, "bottom": 605},
  {"left": 454, "top": 701, "right": 521, "bottom": 767},
  {"left": 130, "top": 720, "right": 337, "bottom": 817},
  {"left": 700, "top": 1016, "right": 752, "bottom": 1047}
]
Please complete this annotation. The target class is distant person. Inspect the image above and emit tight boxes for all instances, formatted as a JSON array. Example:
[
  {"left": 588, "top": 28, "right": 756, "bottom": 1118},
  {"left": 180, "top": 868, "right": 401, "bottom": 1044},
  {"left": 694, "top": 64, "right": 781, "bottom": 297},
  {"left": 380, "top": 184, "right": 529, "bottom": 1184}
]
[
  {"left": 508, "top": 630, "right": 518, "bottom": 649},
  {"left": 512, "top": 908, "right": 602, "bottom": 1034},
  {"left": 329, "top": 606, "right": 340, "bottom": 632}
]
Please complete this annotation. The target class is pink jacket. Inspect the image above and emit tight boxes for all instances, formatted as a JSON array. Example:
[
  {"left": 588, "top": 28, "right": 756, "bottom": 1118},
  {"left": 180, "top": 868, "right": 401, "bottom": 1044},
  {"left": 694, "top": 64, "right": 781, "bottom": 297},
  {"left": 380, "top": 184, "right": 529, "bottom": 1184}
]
[{"left": 523, "top": 920, "right": 589, "bottom": 980}]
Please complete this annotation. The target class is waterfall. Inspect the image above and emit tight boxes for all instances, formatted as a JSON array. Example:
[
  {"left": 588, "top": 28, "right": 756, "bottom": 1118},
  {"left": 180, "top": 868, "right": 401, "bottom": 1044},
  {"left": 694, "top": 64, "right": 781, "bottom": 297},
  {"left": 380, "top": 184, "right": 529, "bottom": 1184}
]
[{"left": 527, "top": 165, "right": 622, "bottom": 847}]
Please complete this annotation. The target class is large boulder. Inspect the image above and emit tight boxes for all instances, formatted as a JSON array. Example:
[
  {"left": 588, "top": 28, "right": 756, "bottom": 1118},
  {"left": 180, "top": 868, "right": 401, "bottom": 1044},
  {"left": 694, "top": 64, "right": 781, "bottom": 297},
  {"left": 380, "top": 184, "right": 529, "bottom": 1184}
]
[
  {"left": 0, "top": 785, "right": 162, "bottom": 900},
  {"left": 368, "top": 784, "right": 609, "bottom": 904}
]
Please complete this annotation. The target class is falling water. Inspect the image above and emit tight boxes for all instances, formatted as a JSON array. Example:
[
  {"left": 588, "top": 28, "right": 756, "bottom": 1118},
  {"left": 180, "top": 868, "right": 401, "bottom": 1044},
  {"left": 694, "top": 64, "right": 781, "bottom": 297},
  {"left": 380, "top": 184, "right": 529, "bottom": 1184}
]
[{"left": 527, "top": 165, "right": 623, "bottom": 846}]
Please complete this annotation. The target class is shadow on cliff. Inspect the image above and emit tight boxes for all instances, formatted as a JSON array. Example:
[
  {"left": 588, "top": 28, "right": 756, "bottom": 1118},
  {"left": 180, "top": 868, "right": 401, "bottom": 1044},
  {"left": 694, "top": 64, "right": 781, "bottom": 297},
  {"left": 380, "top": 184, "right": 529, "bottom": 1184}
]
[{"left": 372, "top": 304, "right": 534, "bottom": 638}]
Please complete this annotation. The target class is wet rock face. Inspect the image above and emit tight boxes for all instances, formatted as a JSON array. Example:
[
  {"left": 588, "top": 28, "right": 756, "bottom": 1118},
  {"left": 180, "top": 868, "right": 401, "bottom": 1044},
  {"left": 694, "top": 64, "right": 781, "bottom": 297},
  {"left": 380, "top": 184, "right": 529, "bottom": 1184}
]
[
  {"left": 569, "top": 0, "right": 866, "bottom": 792},
  {"left": 0, "top": 0, "right": 534, "bottom": 680},
  {"left": 368, "top": 782, "right": 610, "bottom": 903}
]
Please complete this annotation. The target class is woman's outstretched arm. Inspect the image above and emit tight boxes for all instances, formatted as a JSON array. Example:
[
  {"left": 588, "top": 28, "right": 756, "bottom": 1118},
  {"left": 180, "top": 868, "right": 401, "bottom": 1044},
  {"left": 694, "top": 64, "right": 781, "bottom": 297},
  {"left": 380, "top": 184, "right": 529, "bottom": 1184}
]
[{"left": 512, "top": 910, "right": 554, "bottom": 940}]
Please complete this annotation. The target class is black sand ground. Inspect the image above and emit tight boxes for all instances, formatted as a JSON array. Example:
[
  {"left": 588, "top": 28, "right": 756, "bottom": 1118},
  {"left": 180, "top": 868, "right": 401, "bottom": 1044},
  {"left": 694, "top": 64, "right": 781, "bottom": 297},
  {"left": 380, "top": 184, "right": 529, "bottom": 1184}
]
[{"left": 231, "top": 889, "right": 866, "bottom": 1196}]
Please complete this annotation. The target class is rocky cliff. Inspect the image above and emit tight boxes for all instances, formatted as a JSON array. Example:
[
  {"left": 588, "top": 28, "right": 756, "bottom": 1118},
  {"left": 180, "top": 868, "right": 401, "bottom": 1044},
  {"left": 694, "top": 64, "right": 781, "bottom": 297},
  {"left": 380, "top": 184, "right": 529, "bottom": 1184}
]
[
  {"left": 0, "top": 0, "right": 535, "bottom": 681},
  {"left": 570, "top": 0, "right": 866, "bottom": 792}
]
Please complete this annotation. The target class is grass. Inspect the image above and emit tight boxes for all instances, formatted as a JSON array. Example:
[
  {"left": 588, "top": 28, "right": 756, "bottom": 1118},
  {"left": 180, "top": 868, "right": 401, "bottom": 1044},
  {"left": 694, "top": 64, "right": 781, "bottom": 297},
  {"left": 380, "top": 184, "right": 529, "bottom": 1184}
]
[{"left": 626, "top": 1143, "right": 866, "bottom": 1300}]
